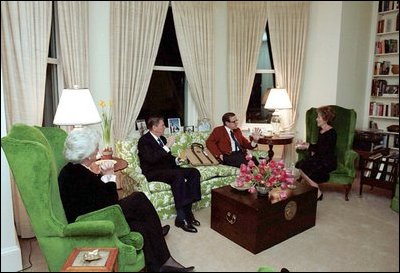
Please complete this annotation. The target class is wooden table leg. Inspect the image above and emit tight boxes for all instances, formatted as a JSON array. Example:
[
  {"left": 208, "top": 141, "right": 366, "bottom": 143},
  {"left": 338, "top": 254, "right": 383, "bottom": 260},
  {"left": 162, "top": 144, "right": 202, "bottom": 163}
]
[{"left": 268, "top": 145, "right": 274, "bottom": 161}]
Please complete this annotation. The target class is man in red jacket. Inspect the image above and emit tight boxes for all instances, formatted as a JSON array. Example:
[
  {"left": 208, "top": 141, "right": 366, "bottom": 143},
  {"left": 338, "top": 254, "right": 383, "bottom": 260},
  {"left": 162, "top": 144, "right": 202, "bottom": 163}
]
[{"left": 206, "top": 112, "right": 261, "bottom": 167}]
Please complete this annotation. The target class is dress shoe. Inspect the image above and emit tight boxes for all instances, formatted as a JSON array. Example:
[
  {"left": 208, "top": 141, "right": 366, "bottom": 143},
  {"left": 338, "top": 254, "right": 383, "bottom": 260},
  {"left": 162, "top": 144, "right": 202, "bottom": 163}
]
[
  {"left": 159, "top": 265, "right": 195, "bottom": 272},
  {"left": 188, "top": 213, "right": 200, "bottom": 226},
  {"left": 175, "top": 219, "right": 197, "bottom": 233},
  {"left": 317, "top": 193, "right": 324, "bottom": 201},
  {"left": 162, "top": 225, "right": 170, "bottom": 236}
]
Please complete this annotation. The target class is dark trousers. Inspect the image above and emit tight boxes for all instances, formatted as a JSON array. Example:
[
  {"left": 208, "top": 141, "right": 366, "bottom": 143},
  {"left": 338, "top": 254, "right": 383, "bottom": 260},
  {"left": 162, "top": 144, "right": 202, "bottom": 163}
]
[
  {"left": 146, "top": 167, "right": 202, "bottom": 209},
  {"left": 119, "top": 192, "right": 170, "bottom": 272},
  {"left": 223, "top": 151, "right": 259, "bottom": 168}
]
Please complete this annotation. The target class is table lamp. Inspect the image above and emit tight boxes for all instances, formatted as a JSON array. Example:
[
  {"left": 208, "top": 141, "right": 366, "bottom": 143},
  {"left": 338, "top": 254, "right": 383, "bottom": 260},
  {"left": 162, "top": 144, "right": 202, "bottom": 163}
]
[
  {"left": 264, "top": 88, "right": 292, "bottom": 135},
  {"left": 53, "top": 87, "right": 101, "bottom": 129}
]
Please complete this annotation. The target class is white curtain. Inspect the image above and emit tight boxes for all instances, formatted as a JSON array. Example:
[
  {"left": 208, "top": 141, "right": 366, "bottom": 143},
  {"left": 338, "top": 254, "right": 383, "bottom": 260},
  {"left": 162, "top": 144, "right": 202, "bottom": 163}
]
[
  {"left": 1, "top": 1, "right": 52, "bottom": 238},
  {"left": 171, "top": 1, "right": 215, "bottom": 124},
  {"left": 267, "top": 1, "right": 310, "bottom": 163},
  {"left": 110, "top": 1, "right": 169, "bottom": 140},
  {"left": 227, "top": 1, "right": 268, "bottom": 125},
  {"left": 57, "top": 1, "right": 89, "bottom": 88}
]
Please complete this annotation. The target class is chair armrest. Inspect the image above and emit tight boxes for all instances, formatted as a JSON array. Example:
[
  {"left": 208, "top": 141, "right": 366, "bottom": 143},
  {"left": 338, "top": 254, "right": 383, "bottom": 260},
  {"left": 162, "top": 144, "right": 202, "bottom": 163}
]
[
  {"left": 63, "top": 220, "right": 114, "bottom": 236},
  {"left": 119, "top": 231, "right": 144, "bottom": 250},
  {"left": 342, "top": 150, "right": 359, "bottom": 177},
  {"left": 76, "top": 205, "right": 130, "bottom": 237}
]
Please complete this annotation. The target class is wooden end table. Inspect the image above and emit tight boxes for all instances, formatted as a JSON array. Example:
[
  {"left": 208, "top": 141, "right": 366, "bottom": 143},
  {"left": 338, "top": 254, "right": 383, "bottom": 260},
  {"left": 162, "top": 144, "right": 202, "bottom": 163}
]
[
  {"left": 61, "top": 247, "right": 118, "bottom": 272},
  {"left": 251, "top": 136, "right": 294, "bottom": 161}
]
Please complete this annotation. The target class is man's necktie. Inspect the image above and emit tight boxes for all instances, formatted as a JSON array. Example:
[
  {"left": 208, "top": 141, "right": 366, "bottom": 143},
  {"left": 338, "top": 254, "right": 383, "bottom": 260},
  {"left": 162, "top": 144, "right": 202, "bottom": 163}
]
[
  {"left": 230, "top": 131, "right": 241, "bottom": 151},
  {"left": 157, "top": 138, "right": 164, "bottom": 147}
]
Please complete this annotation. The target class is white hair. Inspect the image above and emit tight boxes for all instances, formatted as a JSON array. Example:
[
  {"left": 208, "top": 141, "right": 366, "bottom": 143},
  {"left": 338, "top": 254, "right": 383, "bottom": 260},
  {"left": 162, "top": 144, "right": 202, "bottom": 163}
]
[{"left": 64, "top": 127, "right": 100, "bottom": 163}]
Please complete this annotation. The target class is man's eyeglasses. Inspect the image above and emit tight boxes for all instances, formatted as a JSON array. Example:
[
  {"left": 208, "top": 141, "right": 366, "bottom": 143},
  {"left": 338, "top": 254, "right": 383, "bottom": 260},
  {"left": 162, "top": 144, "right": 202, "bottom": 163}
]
[{"left": 228, "top": 120, "right": 238, "bottom": 123}]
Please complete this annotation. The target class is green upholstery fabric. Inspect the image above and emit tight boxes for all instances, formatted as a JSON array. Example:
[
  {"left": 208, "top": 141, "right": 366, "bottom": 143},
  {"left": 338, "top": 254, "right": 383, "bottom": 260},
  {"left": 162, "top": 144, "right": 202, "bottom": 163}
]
[
  {"left": 1, "top": 124, "right": 145, "bottom": 272},
  {"left": 116, "top": 131, "right": 245, "bottom": 219},
  {"left": 296, "top": 105, "right": 358, "bottom": 200}
]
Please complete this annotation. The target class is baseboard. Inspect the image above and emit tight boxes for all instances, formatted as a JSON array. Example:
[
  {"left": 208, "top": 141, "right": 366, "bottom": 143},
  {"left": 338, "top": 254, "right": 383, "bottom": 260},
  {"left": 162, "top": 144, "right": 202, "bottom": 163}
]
[{"left": 1, "top": 245, "right": 22, "bottom": 271}]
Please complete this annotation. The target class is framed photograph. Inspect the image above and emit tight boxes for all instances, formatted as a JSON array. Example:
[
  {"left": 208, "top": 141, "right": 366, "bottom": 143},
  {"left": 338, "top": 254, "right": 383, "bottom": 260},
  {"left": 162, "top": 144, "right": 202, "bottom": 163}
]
[
  {"left": 383, "top": 85, "right": 399, "bottom": 97},
  {"left": 136, "top": 119, "right": 147, "bottom": 136},
  {"left": 184, "top": 125, "right": 194, "bottom": 133},
  {"left": 168, "top": 118, "right": 181, "bottom": 134}
]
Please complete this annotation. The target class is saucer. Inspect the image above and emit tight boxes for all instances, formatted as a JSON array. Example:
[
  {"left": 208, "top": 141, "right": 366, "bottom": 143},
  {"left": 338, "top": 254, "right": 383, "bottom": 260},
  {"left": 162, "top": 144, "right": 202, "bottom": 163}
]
[{"left": 230, "top": 182, "right": 251, "bottom": 191}]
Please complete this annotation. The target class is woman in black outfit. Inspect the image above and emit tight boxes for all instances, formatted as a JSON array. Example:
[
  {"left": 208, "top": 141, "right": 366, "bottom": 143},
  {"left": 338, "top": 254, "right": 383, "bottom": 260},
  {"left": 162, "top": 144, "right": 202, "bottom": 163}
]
[
  {"left": 295, "top": 106, "right": 337, "bottom": 200},
  {"left": 58, "top": 127, "right": 194, "bottom": 272}
]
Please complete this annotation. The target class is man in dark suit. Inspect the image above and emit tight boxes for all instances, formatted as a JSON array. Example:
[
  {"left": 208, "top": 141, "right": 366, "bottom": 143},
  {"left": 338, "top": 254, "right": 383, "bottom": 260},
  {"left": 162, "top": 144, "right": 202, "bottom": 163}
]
[
  {"left": 138, "top": 117, "right": 201, "bottom": 233},
  {"left": 206, "top": 112, "right": 261, "bottom": 167}
]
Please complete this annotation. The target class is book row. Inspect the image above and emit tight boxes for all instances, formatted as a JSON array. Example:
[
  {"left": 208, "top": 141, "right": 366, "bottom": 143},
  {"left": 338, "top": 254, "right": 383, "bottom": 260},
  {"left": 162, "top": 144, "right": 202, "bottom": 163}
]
[{"left": 369, "top": 101, "right": 400, "bottom": 117}]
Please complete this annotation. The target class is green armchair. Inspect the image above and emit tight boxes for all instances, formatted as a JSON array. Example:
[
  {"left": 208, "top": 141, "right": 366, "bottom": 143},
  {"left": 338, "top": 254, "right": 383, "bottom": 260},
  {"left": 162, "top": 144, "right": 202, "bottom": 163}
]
[
  {"left": 1, "top": 124, "right": 145, "bottom": 272},
  {"left": 296, "top": 106, "right": 358, "bottom": 201}
]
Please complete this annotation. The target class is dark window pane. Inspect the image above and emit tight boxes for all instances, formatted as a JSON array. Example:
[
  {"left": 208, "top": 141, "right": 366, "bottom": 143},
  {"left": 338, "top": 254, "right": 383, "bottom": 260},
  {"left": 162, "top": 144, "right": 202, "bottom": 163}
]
[
  {"left": 246, "top": 74, "right": 275, "bottom": 123},
  {"left": 155, "top": 7, "right": 182, "bottom": 66},
  {"left": 137, "top": 71, "right": 185, "bottom": 126},
  {"left": 42, "top": 64, "right": 58, "bottom": 127},
  {"left": 246, "top": 23, "right": 275, "bottom": 124},
  {"left": 48, "top": 2, "right": 57, "bottom": 58}
]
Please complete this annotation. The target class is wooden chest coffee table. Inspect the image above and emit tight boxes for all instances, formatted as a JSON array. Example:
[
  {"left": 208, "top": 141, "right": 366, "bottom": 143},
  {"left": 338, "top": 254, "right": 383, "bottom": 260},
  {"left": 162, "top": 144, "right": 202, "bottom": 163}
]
[{"left": 211, "top": 183, "right": 317, "bottom": 254}]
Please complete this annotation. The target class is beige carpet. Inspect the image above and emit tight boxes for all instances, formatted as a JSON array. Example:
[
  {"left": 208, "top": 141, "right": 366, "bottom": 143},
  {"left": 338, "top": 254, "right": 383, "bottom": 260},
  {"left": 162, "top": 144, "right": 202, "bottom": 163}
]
[{"left": 20, "top": 177, "right": 399, "bottom": 272}]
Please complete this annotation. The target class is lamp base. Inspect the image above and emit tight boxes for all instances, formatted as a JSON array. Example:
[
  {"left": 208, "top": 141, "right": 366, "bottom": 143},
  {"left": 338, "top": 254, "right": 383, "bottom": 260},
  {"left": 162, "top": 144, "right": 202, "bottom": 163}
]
[{"left": 271, "top": 114, "right": 281, "bottom": 135}]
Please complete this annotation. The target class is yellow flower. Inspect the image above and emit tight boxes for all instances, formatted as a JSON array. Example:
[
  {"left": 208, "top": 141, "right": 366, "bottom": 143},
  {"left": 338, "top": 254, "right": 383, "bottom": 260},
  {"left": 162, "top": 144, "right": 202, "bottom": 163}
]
[{"left": 99, "top": 100, "right": 112, "bottom": 147}]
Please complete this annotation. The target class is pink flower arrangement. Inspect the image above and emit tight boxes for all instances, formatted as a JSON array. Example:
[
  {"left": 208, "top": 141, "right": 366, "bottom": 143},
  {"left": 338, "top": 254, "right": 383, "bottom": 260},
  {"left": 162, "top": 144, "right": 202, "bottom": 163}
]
[{"left": 236, "top": 155, "right": 295, "bottom": 194}]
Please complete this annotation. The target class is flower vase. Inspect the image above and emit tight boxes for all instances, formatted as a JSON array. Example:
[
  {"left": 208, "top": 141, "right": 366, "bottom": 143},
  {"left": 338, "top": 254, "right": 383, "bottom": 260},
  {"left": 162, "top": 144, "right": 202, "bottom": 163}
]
[
  {"left": 256, "top": 186, "right": 269, "bottom": 197},
  {"left": 102, "top": 147, "right": 113, "bottom": 160}
]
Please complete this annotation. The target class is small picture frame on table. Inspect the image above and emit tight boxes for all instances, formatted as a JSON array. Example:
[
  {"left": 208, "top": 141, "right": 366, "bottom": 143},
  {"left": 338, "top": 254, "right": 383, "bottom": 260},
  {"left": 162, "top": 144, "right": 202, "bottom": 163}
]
[
  {"left": 184, "top": 125, "right": 194, "bottom": 133},
  {"left": 168, "top": 118, "right": 181, "bottom": 134},
  {"left": 136, "top": 119, "right": 147, "bottom": 136}
]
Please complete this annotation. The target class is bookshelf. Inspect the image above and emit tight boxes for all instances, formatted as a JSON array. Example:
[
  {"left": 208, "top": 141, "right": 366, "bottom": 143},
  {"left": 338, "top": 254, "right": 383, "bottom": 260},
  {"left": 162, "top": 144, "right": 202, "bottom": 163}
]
[{"left": 369, "top": 1, "right": 399, "bottom": 151}]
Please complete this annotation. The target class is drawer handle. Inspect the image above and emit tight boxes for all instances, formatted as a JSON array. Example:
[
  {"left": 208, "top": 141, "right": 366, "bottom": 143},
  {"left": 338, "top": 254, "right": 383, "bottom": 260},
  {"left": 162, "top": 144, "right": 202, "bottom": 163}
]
[{"left": 226, "top": 211, "right": 236, "bottom": 224}]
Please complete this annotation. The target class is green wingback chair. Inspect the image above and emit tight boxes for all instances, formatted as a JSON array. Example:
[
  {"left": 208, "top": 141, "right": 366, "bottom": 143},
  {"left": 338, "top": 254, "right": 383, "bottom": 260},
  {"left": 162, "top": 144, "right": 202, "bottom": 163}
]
[
  {"left": 296, "top": 105, "right": 358, "bottom": 201},
  {"left": 1, "top": 124, "right": 145, "bottom": 272}
]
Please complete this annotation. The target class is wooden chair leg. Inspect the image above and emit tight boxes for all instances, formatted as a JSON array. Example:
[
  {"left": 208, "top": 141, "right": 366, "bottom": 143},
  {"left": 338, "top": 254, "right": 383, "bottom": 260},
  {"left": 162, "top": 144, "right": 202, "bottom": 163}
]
[{"left": 344, "top": 184, "right": 351, "bottom": 201}]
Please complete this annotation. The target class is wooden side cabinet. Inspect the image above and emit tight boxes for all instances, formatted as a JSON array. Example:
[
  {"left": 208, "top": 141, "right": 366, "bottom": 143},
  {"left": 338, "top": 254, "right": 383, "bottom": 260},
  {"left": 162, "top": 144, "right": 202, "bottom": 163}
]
[
  {"left": 359, "top": 149, "right": 399, "bottom": 198},
  {"left": 61, "top": 248, "right": 118, "bottom": 272}
]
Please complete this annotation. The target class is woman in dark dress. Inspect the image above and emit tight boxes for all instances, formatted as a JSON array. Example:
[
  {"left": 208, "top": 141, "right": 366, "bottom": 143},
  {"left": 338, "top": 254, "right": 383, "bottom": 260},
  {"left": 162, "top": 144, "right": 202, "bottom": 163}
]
[
  {"left": 295, "top": 106, "right": 337, "bottom": 200},
  {"left": 58, "top": 127, "right": 194, "bottom": 272}
]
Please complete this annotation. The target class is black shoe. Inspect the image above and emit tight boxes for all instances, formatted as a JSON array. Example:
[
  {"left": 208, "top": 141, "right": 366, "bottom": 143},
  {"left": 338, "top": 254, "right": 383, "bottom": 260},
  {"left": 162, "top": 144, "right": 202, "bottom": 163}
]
[
  {"left": 159, "top": 265, "right": 195, "bottom": 272},
  {"left": 162, "top": 225, "right": 170, "bottom": 236},
  {"left": 188, "top": 213, "right": 201, "bottom": 226},
  {"left": 175, "top": 219, "right": 198, "bottom": 233},
  {"left": 317, "top": 193, "right": 324, "bottom": 201}
]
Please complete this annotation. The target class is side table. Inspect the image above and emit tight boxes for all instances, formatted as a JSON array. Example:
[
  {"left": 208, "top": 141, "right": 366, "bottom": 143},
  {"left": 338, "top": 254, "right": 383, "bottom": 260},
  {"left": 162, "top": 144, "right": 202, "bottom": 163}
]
[
  {"left": 61, "top": 247, "right": 118, "bottom": 272},
  {"left": 251, "top": 136, "right": 293, "bottom": 161}
]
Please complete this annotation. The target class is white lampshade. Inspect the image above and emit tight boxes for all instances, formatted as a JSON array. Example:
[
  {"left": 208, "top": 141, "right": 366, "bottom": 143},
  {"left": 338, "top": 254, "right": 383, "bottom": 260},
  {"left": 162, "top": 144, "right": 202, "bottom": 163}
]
[
  {"left": 264, "top": 88, "right": 292, "bottom": 110},
  {"left": 53, "top": 88, "right": 101, "bottom": 126}
]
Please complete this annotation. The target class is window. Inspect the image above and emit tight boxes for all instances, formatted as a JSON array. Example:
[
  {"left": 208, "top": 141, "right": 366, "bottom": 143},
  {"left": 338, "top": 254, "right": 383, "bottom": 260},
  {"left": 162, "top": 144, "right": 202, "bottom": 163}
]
[
  {"left": 136, "top": 7, "right": 186, "bottom": 128},
  {"left": 246, "top": 23, "right": 275, "bottom": 124},
  {"left": 42, "top": 2, "right": 63, "bottom": 127}
]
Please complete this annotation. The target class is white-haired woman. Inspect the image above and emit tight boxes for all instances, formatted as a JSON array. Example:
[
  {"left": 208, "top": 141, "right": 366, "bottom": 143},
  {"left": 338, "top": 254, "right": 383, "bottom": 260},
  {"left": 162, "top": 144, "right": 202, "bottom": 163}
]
[{"left": 58, "top": 127, "right": 194, "bottom": 272}]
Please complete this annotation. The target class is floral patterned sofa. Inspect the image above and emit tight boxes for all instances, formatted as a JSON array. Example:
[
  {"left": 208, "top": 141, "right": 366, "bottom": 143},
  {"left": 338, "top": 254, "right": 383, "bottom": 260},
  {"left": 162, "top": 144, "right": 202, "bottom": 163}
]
[{"left": 115, "top": 131, "right": 266, "bottom": 220}]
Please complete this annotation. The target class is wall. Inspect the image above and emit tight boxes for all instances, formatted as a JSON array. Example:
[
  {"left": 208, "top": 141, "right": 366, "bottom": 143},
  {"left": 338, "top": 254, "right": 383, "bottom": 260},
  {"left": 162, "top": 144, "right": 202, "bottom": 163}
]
[
  {"left": 1, "top": 70, "right": 23, "bottom": 271},
  {"left": 337, "top": 1, "right": 373, "bottom": 129},
  {"left": 296, "top": 1, "right": 372, "bottom": 139}
]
